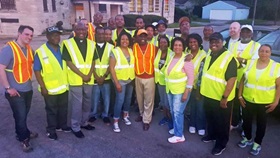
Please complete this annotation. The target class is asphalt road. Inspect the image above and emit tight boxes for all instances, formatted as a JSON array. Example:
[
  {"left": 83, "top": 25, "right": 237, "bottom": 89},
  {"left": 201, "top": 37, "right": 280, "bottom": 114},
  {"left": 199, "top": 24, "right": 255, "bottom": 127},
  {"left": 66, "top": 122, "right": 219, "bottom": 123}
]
[{"left": 0, "top": 26, "right": 280, "bottom": 158}]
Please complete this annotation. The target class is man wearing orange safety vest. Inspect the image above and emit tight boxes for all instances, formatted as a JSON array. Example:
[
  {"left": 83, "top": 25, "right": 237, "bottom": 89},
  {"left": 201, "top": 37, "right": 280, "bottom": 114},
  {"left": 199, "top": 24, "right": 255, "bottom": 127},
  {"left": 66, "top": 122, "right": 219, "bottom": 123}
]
[
  {"left": 70, "top": 12, "right": 103, "bottom": 41},
  {"left": 0, "top": 25, "right": 38, "bottom": 152},
  {"left": 133, "top": 29, "right": 158, "bottom": 131}
]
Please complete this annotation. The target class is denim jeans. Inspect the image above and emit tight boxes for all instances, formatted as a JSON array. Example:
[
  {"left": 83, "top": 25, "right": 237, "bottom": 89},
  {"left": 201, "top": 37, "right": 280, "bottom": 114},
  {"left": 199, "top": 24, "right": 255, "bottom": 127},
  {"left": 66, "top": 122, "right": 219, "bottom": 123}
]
[
  {"left": 167, "top": 92, "right": 190, "bottom": 137},
  {"left": 113, "top": 82, "right": 133, "bottom": 119},
  {"left": 91, "top": 82, "right": 111, "bottom": 118},
  {"left": 188, "top": 89, "right": 205, "bottom": 130},
  {"left": 157, "top": 84, "right": 169, "bottom": 108},
  {"left": 5, "top": 90, "right": 33, "bottom": 141}
]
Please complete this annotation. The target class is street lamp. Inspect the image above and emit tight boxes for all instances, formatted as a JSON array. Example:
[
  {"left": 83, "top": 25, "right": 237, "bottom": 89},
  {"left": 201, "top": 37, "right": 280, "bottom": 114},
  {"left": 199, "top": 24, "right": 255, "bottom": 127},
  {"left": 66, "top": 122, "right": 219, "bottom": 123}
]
[{"left": 252, "top": 0, "right": 257, "bottom": 26}]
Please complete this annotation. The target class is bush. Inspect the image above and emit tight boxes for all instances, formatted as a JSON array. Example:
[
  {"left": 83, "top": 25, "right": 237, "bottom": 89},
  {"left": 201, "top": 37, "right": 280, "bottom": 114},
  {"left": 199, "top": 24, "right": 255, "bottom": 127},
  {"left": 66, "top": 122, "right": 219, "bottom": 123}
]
[{"left": 123, "top": 14, "right": 167, "bottom": 29}]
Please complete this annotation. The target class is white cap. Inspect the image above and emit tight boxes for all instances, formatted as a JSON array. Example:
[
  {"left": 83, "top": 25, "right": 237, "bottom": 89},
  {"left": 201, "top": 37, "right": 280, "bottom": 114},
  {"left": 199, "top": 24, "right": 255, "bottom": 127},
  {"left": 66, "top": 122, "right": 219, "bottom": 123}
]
[
  {"left": 152, "top": 22, "right": 158, "bottom": 27},
  {"left": 241, "top": 24, "right": 253, "bottom": 32}
]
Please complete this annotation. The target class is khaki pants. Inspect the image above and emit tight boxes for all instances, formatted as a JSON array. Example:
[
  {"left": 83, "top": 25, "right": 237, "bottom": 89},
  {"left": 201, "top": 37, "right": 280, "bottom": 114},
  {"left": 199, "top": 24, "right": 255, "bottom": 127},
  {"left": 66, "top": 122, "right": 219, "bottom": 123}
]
[{"left": 135, "top": 77, "right": 155, "bottom": 124}]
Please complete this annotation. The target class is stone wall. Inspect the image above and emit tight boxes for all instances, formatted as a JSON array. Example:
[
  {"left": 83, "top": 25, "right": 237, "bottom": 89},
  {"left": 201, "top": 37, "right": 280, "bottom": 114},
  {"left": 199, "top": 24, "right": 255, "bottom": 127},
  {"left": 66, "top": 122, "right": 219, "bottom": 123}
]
[{"left": 0, "top": 0, "right": 75, "bottom": 37}]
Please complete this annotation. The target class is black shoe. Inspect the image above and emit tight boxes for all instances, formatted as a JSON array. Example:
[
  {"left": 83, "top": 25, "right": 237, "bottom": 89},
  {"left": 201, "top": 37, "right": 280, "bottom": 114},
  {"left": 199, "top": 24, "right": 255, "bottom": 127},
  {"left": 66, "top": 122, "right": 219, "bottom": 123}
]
[
  {"left": 81, "top": 124, "right": 95, "bottom": 130},
  {"left": 202, "top": 136, "right": 216, "bottom": 143},
  {"left": 61, "top": 127, "right": 72, "bottom": 133},
  {"left": 21, "top": 139, "right": 33, "bottom": 152},
  {"left": 212, "top": 147, "right": 226, "bottom": 156},
  {"left": 47, "top": 133, "right": 57, "bottom": 140},
  {"left": 103, "top": 117, "right": 111, "bottom": 124},
  {"left": 72, "top": 130, "right": 85, "bottom": 138},
  {"left": 88, "top": 117, "right": 96, "bottom": 123}
]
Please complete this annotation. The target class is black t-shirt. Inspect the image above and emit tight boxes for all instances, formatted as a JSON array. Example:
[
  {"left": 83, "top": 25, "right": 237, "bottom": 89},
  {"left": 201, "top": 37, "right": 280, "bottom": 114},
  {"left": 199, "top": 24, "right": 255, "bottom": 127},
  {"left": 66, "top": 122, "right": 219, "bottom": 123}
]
[
  {"left": 95, "top": 43, "right": 106, "bottom": 60},
  {"left": 208, "top": 47, "right": 237, "bottom": 81},
  {"left": 62, "top": 37, "right": 98, "bottom": 62}
]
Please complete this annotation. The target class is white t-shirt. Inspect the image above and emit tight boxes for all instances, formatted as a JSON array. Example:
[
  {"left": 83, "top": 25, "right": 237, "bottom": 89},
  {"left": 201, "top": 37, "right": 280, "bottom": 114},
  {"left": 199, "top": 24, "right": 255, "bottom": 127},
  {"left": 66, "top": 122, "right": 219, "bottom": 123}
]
[{"left": 228, "top": 38, "right": 239, "bottom": 50}]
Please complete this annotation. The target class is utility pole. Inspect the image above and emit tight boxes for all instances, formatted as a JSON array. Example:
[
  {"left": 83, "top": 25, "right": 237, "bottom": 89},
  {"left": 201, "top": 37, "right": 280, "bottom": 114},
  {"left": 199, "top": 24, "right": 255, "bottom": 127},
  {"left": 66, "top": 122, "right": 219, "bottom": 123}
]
[
  {"left": 252, "top": 0, "right": 257, "bottom": 26},
  {"left": 161, "top": 0, "right": 164, "bottom": 17},
  {"left": 88, "top": 0, "right": 92, "bottom": 22},
  {"left": 275, "top": 0, "right": 280, "bottom": 25}
]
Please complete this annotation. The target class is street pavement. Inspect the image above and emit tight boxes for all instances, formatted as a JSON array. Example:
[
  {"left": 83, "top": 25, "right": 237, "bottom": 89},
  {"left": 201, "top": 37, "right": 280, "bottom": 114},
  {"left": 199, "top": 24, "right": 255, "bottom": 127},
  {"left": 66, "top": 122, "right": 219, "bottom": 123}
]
[{"left": 0, "top": 27, "right": 280, "bottom": 158}]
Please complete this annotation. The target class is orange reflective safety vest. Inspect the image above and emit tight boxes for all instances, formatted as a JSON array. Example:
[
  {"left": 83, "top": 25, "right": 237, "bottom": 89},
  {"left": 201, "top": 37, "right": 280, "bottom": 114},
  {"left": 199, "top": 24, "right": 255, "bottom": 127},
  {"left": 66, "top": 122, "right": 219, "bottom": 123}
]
[
  {"left": 87, "top": 23, "right": 95, "bottom": 41},
  {"left": 133, "top": 43, "right": 156, "bottom": 75},
  {"left": 5, "top": 41, "right": 33, "bottom": 83}
]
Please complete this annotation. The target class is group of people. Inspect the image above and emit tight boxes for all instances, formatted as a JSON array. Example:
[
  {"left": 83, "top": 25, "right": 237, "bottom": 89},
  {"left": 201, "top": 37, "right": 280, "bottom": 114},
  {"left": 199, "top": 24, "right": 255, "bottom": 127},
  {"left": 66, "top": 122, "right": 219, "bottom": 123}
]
[{"left": 0, "top": 12, "right": 279, "bottom": 157}]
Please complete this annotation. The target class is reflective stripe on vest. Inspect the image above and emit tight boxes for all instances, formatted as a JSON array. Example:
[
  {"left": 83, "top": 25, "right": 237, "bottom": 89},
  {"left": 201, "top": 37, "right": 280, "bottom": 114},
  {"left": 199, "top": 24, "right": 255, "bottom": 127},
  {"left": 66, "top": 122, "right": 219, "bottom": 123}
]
[
  {"left": 94, "top": 43, "right": 113, "bottom": 79},
  {"left": 154, "top": 49, "right": 173, "bottom": 85},
  {"left": 63, "top": 38, "right": 95, "bottom": 85},
  {"left": 5, "top": 41, "right": 33, "bottom": 83},
  {"left": 36, "top": 44, "right": 68, "bottom": 94},
  {"left": 133, "top": 43, "right": 155, "bottom": 75},
  {"left": 187, "top": 49, "right": 206, "bottom": 89},
  {"left": 243, "top": 60, "right": 279, "bottom": 103},
  {"left": 113, "top": 47, "right": 135, "bottom": 80},
  {"left": 165, "top": 54, "right": 188, "bottom": 94},
  {"left": 200, "top": 50, "right": 236, "bottom": 101}
]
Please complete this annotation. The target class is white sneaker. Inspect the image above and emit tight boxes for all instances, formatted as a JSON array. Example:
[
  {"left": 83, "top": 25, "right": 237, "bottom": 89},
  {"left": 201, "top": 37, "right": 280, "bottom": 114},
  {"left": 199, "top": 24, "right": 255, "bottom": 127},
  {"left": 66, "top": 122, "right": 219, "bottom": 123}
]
[
  {"left": 168, "top": 135, "right": 185, "bottom": 143},
  {"left": 123, "top": 117, "right": 131, "bottom": 125},
  {"left": 198, "top": 130, "right": 205, "bottom": 136},
  {"left": 169, "top": 128, "right": 174, "bottom": 135},
  {"left": 189, "top": 126, "right": 196, "bottom": 134},
  {"left": 113, "top": 122, "right": 121, "bottom": 133}
]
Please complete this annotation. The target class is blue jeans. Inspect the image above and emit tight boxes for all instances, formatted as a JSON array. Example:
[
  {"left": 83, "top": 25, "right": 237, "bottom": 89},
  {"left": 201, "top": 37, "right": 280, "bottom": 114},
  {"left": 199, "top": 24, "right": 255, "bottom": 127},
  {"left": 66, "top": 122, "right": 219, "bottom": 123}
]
[
  {"left": 188, "top": 89, "right": 206, "bottom": 130},
  {"left": 91, "top": 82, "right": 111, "bottom": 118},
  {"left": 157, "top": 84, "right": 169, "bottom": 108},
  {"left": 167, "top": 92, "right": 190, "bottom": 137},
  {"left": 5, "top": 90, "right": 33, "bottom": 141},
  {"left": 113, "top": 82, "right": 134, "bottom": 119}
]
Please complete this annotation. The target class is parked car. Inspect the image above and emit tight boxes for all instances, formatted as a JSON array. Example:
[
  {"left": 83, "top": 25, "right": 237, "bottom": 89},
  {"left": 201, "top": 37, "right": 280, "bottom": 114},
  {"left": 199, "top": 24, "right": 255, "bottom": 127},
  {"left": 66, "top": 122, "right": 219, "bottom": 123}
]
[
  {"left": 257, "top": 29, "right": 280, "bottom": 63},
  {"left": 220, "top": 26, "right": 275, "bottom": 41}
]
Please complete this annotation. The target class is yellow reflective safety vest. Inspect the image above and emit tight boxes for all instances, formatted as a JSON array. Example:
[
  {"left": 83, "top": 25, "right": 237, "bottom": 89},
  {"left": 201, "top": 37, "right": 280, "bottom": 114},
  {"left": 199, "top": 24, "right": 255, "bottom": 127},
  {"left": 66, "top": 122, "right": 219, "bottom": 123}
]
[
  {"left": 36, "top": 44, "right": 68, "bottom": 95},
  {"left": 154, "top": 34, "right": 173, "bottom": 47},
  {"left": 186, "top": 49, "right": 206, "bottom": 89},
  {"left": 112, "top": 47, "right": 135, "bottom": 80},
  {"left": 243, "top": 59, "right": 279, "bottom": 104},
  {"left": 230, "top": 41, "right": 260, "bottom": 83},
  {"left": 112, "top": 28, "right": 131, "bottom": 43},
  {"left": 154, "top": 48, "right": 173, "bottom": 85},
  {"left": 165, "top": 53, "right": 188, "bottom": 94},
  {"left": 200, "top": 50, "right": 237, "bottom": 101},
  {"left": 63, "top": 38, "right": 95, "bottom": 86},
  {"left": 95, "top": 42, "right": 114, "bottom": 80},
  {"left": 148, "top": 37, "right": 157, "bottom": 46}
]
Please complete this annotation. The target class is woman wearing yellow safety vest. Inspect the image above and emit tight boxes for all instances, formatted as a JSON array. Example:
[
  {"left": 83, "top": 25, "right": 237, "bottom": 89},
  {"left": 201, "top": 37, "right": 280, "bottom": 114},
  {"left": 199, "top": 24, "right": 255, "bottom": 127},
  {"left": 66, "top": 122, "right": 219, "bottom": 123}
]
[
  {"left": 109, "top": 32, "right": 135, "bottom": 133},
  {"left": 165, "top": 37, "right": 194, "bottom": 143},
  {"left": 186, "top": 33, "right": 207, "bottom": 136},
  {"left": 155, "top": 35, "right": 173, "bottom": 129},
  {"left": 237, "top": 44, "right": 280, "bottom": 156}
]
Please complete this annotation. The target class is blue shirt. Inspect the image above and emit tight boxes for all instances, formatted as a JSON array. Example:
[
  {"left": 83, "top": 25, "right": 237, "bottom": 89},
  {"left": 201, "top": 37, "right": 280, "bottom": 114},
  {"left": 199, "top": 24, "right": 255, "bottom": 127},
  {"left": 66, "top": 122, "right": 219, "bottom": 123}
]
[{"left": 33, "top": 42, "right": 62, "bottom": 71}]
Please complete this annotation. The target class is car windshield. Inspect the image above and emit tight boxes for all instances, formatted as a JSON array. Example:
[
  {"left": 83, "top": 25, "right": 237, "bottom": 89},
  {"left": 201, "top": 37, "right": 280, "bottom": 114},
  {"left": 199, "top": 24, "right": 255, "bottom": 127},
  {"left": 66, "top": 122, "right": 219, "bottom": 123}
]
[{"left": 258, "top": 31, "right": 280, "bottom": 46}]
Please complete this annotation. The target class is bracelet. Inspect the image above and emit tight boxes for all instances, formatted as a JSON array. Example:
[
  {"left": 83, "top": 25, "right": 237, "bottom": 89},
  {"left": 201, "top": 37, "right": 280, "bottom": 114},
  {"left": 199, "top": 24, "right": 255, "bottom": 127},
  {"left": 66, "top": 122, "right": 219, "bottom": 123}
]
[{"left": 238, "top": 96, "right": 243, "bottom": 99}]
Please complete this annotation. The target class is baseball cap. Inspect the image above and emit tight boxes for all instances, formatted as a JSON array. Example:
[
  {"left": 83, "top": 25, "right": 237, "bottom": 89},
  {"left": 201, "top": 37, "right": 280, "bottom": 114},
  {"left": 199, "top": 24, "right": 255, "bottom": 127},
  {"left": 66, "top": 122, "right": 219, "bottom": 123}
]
[
  {"left": 156, "top": 20, "right": 167, "bottom": 28},
  {"left": 137, "top": 29, "right": 148, "bottom": 36},
  {"left": 46, "top": 26, "right": 62, "bottom": 34},
  {"left": 241, "top": 25, "right": 253, "bottom": 32},
  {"left": 179, "top": 17, "right": 190, "bottom": 26},
  {"left": 209, "top": 32, "right": 223, "bottom": 41}
]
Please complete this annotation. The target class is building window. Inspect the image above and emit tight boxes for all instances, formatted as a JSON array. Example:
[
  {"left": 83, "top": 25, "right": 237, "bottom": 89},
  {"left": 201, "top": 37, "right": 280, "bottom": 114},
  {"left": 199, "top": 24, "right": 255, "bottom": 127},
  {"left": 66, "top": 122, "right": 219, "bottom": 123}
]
[
  {"left": 148, "top": 0, "right": 153, "bottom": 12},
  {"left": 164, "top": 0, "right": 169, "bottom": 12},
  {"left": 99, "top": 4, "right": 106, "bottom": 13},
  {"left": 155, "top": 0, "right": 160, "bottom": 11},
  {"left": 137, "top": 0, "right": 142, "bottom": 12},
  {"left": 52, "top": 0, "right": 56, "bottom": 12},
  {"left": 129, "top": 0, "right": 135, "bottom": 12},
  {"left": 120, "top": 5, "right": 123, "bottom": 12},
  {"left": 0, "top": 0, "right": 16, "bottom": 10},
  {"left": 43, "top": 0, "right": 48, "bottom": 12}
]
